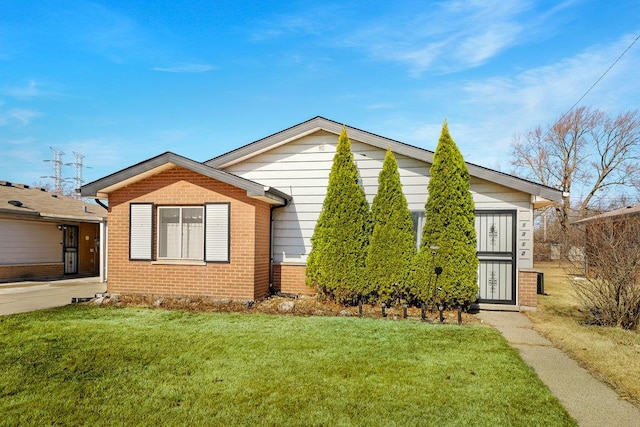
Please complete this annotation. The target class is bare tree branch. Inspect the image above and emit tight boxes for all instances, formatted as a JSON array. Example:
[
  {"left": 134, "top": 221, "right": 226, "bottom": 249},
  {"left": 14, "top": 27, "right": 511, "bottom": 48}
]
[{"left": 511, "top": 107, "right": 640, "bottom": 239}]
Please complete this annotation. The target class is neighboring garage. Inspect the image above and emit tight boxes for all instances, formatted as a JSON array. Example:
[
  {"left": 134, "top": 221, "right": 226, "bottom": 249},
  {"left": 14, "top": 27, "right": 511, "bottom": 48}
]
[{"left": 0, "top": 181, "right": 107, "bottom": 282}]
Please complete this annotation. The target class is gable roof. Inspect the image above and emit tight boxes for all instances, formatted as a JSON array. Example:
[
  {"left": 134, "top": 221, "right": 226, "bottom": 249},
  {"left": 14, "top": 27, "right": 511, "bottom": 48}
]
[
  {"left": 80, "top": 152, "right": 291, "bottom": 206},
  {"left": 0, "top": 181, "right": 106, "bottom": 222},
  {"left": 206, "top": 116, "right": 563, "bottom": 207}
]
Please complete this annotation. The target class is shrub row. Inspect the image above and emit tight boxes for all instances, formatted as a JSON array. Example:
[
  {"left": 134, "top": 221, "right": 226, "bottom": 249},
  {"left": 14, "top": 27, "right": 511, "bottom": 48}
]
[{"left": 307, "top": 124, "right": 478, "bottom": 307}]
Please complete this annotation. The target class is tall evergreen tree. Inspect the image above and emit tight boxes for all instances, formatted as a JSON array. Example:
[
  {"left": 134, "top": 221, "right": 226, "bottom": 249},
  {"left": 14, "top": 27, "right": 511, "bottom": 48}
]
[
  {"left": 411, "top": 121, "right": 478, "bottom": 305},
  {"left": 306, "top": 128, "right": 372, "bottom": 304},
  {"left": 365, "top": 148, "right": 416, "bottom": 303}
]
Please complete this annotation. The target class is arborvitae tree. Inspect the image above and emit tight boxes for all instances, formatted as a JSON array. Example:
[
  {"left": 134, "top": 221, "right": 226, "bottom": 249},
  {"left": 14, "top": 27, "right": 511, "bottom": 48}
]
[
  {"left": 411, "top": 121, "right": 478, "bottom": 306},
  {"left": 306, "top": 128, "right": 372, "bottom": 304},
  {"left": 365, "top": 148, "right": 416, "bottom": 304}
]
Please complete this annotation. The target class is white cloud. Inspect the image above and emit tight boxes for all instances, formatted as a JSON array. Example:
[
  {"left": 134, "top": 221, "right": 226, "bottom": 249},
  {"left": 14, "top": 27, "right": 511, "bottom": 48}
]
[
  {"left": 249, "top": 5, "right": 344, "bottom": 42},
  {"left": 248, "top": 1, "right": 552, "bottom": 75},
  {"left": 0, "top": 108, "right": 42, "bottom": 126},
  {"left": 153, "top": 63, "right": 215, "bottom": 73},
  {"left": 340, "top": 0, "right": 533, "bottom": 75},
  {"left": 366, "top": 103, "right": 395, "bottom": 110},
  {"left": 464, "top": 32, "right": 640, "bottom": 124},
  {"left": 389, "top": 32, "right": 640, "bottom": 170},
  {"left": 4, "top": 80, "right": 43, "bottom": 98}
]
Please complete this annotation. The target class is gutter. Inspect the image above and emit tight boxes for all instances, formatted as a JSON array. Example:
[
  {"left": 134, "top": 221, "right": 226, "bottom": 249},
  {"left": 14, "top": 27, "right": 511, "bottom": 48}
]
[
  {"left": 38, "top": 212, "right": 106, "bottom": 223},
  {"left": 268, "top": 198, "right": 289, "bottom": 294}
]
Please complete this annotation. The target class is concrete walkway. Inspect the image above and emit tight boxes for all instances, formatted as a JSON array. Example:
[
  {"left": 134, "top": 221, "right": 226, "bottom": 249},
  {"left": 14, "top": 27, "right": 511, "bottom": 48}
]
[
  {"left": 0, "top": 277, "right": 106, "bottom": 316},
  {"left": 477, "top": 311, "right": 640, "bottom": 427}
]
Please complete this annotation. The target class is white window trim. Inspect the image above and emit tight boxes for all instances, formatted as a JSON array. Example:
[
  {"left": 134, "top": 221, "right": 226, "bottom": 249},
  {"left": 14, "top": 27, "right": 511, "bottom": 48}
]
[{"left": 157, "top": 206, "right": 205, "bottom": 261}]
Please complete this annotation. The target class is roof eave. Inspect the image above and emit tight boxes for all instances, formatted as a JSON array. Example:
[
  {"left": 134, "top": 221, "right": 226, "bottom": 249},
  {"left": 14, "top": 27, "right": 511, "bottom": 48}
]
[
  {"left": 207, "top": 116, "right": 564, "bottom": 202},
  {"left": 206, "top": 116, "right": 435, "bottom": 169},
  {"left": 82, "top": 152, "right": 292, "bottom": 205},
  {"left": 39, "top": 213, "right": 107, "bottom": 223},
  {"left": 0, "top": 208, "right": 40, "bottom": 217}
]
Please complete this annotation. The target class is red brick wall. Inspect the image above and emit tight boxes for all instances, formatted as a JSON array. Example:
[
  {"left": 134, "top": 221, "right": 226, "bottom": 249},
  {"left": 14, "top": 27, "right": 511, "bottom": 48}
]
[
  {"left": 253, "top": 202, "right": 271, "bottom": 299},
  {"left": 107, "top": 167, "right": 272, "bottom": 301},
  {"left": 518, "top": 270, "right": 538, "bottom": 308},
  {"left": 0, "top": 263, "right": 64, "bottom": 282},
  {"left": 273, "top": 264, "right": 315, "bottom": 295}
]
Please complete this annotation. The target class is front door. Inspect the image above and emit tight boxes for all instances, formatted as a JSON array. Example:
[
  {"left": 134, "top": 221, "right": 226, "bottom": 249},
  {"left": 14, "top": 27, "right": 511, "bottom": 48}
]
[
  {"left": 63, "top": 225, "right": 79, "bottom": 275},
  {"left": 475, "top": 211, "right": 516, "bottom": 304}
]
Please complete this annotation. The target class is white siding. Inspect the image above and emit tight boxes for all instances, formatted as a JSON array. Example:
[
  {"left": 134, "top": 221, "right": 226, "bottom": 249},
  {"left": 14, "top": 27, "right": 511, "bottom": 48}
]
[
  {"left": 0, "top": 219, "right": 61, "bottom": 264},
  {"left": 223, "top": 130, "right": 535, "bottom": 268},
  {"left": 517, "top": 208, "right": 534, "bottom": 269}
]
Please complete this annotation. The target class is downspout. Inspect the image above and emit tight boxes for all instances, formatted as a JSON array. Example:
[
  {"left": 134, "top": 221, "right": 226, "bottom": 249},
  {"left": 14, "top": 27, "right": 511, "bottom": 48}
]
[
  {"left": 94, "top": 198, "right": 108, "bottom": 283},
  {"left": 269, "top": 199, "right": 289, "bottom": 294},
  {"left": 94, "top": 198, "right": 108, "bottom": 210}
]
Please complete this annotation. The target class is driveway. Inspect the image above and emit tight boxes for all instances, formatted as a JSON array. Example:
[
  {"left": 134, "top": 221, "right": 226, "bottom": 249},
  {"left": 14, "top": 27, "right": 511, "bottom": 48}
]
[{"left": 0, "top": 277, "right": 106, "bottom": 316}]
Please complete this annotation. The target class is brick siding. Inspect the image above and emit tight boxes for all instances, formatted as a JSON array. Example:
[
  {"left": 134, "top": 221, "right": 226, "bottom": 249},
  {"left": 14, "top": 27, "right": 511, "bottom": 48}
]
[
  {"left": 272, "top": 263, "right": 314, "bottom": 295},
  {"left": 107, "top": 167, "right": 273, "bottom": 301},
  {"left": 0, "top": 263, "right": 64, "bottom": 282},
  {"left": 518, "top": 270, "right": 538, "bottom": 309}
]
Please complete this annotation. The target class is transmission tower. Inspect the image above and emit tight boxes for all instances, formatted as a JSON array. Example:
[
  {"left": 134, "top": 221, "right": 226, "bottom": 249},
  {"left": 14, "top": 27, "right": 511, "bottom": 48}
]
[
  {"left": 66, "top": 151, "right": 85, "bottom": 198},
  {"left": 42, "top": 147, "right": 65, "bottom": 194}
]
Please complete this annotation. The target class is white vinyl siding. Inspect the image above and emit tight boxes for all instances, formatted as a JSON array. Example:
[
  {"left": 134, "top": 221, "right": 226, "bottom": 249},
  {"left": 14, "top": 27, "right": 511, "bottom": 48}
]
[
  {"left": 130, "top": 203, "right": 153, "bottom": 260},
  {"left": 222, "top": 130, "right": 535, "bottom": 269},
  {"left": 205, "top": 203, "right": 230, "bottom": 262}
]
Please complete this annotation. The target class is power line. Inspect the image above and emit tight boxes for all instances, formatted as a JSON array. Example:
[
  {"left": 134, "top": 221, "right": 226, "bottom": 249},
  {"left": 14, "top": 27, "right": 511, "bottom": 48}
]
[{"left": 558, "top": 32, "right": 640, "bottom": 122}]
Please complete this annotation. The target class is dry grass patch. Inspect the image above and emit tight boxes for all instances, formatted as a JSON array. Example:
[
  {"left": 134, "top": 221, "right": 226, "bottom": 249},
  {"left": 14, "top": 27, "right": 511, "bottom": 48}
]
[{"left": 529, "top": 262, "right": 640, "bottom": 407}]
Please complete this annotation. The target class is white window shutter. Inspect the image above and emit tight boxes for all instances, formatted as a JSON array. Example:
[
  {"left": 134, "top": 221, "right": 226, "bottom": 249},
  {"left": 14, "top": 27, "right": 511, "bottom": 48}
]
[
  {"left": 205, "top": 203, "right": 229, "bottom": 262},
  {"left": 130, "top": 203, "right": 153, "bottom": 260}
]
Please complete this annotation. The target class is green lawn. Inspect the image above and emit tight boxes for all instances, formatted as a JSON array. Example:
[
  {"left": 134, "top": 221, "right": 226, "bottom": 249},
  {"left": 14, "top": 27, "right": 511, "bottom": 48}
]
[{"left": 0, "top": 306, "right": 575, "bottom": 426}]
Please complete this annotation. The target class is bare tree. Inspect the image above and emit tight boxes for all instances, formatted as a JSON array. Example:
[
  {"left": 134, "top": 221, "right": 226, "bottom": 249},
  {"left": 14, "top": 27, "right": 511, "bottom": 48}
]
[
  {"left": 572, "top": 215, "right": 640, "bottom": 330},
  {"left": 512, "top": 107, "right": 640, "bottom": 235}
]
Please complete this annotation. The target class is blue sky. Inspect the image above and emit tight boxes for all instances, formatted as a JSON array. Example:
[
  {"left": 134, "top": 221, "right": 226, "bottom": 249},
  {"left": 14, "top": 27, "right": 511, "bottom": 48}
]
[{"left": 1, "top": 0, "right": 639, "bottom": 190}]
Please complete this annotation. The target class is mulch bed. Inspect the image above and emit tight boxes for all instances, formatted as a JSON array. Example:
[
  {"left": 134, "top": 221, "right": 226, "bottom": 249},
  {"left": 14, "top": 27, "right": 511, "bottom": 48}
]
[{"left": 93, "top": 293, "right": 481, "bottom": 325}]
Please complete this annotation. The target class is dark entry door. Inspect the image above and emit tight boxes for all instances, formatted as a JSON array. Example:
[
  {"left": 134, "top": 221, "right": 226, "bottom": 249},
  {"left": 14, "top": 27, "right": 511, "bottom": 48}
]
[
  {"left": 475, "top": 211, "right": 516, "bottom": 304},
  {"left": 63, "top": 225, "right": 79, "bottom": 275}
]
